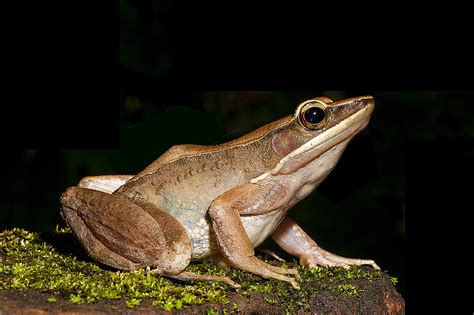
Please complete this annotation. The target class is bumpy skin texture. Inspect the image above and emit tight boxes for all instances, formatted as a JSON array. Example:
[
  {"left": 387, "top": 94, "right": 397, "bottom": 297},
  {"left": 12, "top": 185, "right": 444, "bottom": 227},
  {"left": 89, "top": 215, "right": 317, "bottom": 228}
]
[
  {"left": 60, "top": 96, "right": 378, "bottom": 289},
  {"left": 60, "top": 187, "right": 192, "bottom": 275}
]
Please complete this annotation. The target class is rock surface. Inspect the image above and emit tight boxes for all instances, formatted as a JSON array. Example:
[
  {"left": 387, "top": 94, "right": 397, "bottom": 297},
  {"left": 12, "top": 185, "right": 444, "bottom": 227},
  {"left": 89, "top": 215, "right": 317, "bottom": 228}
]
[
  {"left": 0, "top": 228, "right": 404, "bottom": 314},
  {"left": 0, "top": 272, "right": 404, "bottom": 314}
]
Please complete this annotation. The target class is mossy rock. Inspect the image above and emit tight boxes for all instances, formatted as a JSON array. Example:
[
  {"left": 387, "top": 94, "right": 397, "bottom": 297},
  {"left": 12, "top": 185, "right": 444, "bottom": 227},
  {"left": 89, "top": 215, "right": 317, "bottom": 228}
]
[{"left": 0, "top": 228, "right": 404, "bottom": 313}]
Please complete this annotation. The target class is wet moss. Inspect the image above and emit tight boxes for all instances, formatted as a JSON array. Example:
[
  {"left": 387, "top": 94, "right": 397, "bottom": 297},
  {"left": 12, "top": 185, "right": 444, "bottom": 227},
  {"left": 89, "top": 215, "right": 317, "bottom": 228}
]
[
  {"left": 391, "top": 276, "right": 399, "bottom": 285},
  {"left": 0, "top": 228, "right": 391, "bottom": 312}
]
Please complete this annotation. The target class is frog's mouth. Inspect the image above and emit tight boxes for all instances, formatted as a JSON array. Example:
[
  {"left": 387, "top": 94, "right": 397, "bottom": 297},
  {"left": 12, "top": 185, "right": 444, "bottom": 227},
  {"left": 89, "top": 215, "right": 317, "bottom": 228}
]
[{"left": 251, "top": 96, "right": 374, "bottom": 182}]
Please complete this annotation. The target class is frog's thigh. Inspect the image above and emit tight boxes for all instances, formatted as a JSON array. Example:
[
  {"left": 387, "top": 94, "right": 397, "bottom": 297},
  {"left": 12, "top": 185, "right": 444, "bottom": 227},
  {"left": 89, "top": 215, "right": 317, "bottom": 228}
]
[
  {"left": 78, "top": 175, "right": 134, "bottom": 194},
  {"left": 60, "top": 187, "right": 192, "bottom": 275}
]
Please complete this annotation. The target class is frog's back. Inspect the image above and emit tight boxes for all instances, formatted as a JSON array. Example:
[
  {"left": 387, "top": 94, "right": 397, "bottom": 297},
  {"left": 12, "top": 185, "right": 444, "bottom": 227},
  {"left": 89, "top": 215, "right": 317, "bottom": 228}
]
[
  {"left": 114, "top": 115, "right": 292, "bottom": 258},
  {"left": 116, "top": 115, "right": 292, "bottom": 212}
]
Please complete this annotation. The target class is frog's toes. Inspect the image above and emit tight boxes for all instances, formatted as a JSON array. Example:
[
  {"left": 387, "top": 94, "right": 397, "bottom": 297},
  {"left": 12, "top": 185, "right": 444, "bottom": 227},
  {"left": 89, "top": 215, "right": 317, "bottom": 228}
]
[
  {"left": 338, "top": 259, "right": 381, "bottom": 270},
  {"left": 366, "top": 260, "right": 380, "bottom": 270},
  {"left": 300, "top": 255, "right": 332, "bottom": 268},
  {"left": 257, "top": 248, "right": 286, "bottom": 262},
  {"left": 266, "top": 264, "right": 299, "bottom": 277},
  {"left": 289, "top": 278, "right": 300, "bottom": 290},
  {"left": 269, "top": 273, "right": 300, "bottom": 290}
]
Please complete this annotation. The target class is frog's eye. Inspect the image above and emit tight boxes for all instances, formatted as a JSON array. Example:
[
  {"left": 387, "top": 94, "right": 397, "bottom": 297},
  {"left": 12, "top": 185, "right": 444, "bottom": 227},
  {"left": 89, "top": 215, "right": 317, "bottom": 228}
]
[{"left": 297, "top": 101, "right": 329, "bottom": 130}]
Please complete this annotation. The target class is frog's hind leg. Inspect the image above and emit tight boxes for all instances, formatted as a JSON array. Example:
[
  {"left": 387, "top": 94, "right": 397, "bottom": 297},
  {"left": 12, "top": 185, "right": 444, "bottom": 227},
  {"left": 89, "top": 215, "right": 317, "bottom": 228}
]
[
  {"left": 256, "top": 248, "right": 286, "bottom": 262},
  {"left": 60, "top": 186, "right": 193, "bottom": 275},
  {"left": 150, "top": 269, "right": 240, "bottom": 288}
]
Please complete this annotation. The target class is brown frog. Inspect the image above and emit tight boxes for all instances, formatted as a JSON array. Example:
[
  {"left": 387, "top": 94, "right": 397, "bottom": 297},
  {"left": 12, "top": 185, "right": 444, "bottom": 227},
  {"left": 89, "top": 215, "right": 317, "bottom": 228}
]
[{"left": 60, "top": 95, "right": 379, "bottom": 289}]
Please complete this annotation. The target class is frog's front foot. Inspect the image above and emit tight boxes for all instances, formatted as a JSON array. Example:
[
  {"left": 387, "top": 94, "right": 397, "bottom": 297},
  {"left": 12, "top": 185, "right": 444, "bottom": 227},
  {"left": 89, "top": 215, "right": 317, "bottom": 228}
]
[
  {"left": 272, "top": 217, "right": 380, "bottom": 271},
  {"left": 300, "top": 246, "right": 380, "bottom": 270}
]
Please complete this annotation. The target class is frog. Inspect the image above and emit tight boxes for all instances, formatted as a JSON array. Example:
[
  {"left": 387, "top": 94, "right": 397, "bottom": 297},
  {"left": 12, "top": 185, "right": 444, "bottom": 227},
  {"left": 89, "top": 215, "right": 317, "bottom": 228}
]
[{"left": 60, "top": 95, "right": 379, "bottom": 289}]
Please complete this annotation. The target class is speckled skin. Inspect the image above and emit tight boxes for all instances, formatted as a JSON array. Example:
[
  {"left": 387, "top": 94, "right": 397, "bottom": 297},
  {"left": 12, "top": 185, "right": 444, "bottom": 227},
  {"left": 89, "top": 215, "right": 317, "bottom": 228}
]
[{"left": 60, "top": 96, "right": 378, "bottom": 289}]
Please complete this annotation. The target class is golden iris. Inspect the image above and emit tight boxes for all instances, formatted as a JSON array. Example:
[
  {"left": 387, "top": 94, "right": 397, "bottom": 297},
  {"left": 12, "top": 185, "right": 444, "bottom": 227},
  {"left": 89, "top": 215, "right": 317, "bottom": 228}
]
[{"left": 298, "top": 102, "right": 328, "bottom": 129}]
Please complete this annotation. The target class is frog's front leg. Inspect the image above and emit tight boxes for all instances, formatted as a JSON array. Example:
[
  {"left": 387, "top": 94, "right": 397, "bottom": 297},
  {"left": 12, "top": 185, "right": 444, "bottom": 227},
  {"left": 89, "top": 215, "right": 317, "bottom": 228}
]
[
  {"left": 272, "top": 217, "right": 380, "bottom": 270},
  {"left": 208, "top": 183, "right": 300, "bottom": 289}
]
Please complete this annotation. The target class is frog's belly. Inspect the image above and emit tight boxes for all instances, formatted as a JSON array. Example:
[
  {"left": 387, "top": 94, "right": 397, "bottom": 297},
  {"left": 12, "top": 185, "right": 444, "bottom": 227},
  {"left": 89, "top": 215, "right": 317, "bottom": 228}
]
[{"left": 185, "top": 210, "right": 288, "bottom": 260}]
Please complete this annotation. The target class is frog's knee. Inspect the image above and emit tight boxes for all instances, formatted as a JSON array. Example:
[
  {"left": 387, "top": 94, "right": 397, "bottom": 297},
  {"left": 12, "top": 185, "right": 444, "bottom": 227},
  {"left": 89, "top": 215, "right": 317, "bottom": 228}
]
[
  {"left": 207, "top": 201, "right": 222, "bottom": 221},
  {"left": 154, "top": 240, "right": 192, "bottom": 275}
]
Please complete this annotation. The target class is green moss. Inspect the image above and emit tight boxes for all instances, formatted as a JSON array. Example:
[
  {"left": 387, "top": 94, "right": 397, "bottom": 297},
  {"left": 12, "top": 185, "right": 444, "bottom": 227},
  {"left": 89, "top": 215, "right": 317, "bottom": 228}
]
[
  {"left": 126, "top": 298, "right": 141, "bottom": 308},
  {"left": 0, "top": 228, "right": 391, "bottom": 312},
  {"left": 264, "top": 296, "right": 277, "bottom": 304},
  {"left": 47, "top": 296, "right": 57, "bottom": 303},
  {"left": 391, "top": 276, "right": 398, "bottom": 285},
  {"left": 336, "top": 284, "right": 360, "bottom": 297},
  {"left": 205, "top": 308, "right": 220, "bottom": 315}
]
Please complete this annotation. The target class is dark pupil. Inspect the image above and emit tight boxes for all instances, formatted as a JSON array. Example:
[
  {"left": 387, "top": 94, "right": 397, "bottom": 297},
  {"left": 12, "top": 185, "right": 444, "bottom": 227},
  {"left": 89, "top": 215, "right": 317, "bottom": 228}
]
[{"left": 304, "top": 107, "right": 325, "bottom": 124}]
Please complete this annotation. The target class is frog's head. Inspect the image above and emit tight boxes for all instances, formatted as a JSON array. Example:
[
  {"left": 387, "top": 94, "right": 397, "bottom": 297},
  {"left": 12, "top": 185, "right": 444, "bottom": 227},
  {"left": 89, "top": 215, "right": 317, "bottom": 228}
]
[
  {"left": 292, "top": 95, "right": 374, "bottom": 153},
  {"left": 252, "top": 95, "right": 375, "bottom": 182},
  {"left": 295, "top": 96, "right": 374, "bottom": 132}
]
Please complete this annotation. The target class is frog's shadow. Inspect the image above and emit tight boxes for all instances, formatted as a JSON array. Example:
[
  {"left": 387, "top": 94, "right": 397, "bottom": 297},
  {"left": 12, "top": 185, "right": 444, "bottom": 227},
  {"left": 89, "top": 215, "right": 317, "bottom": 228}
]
[{"left": 39, "top": 231, "right": 117, "bottom": 272}]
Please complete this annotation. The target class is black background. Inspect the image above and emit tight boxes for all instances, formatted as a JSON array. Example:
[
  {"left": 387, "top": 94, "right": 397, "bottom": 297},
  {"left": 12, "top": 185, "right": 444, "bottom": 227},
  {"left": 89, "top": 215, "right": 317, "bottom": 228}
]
[{"left": 1, "top": 1, "right": 473, "bottom": 313}]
